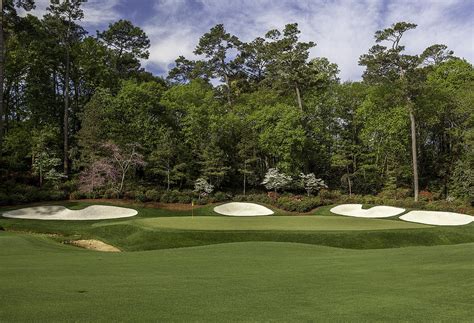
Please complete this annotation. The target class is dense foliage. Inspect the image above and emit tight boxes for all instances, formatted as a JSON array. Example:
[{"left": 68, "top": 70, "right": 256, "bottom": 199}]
[{"left": 0, "top": 1, "right": 472, "bottom": 206}]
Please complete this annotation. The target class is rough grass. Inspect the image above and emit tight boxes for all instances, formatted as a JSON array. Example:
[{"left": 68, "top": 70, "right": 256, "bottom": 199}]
[{"left": 0, "top": 231, "right": 473, "bottom": 322}]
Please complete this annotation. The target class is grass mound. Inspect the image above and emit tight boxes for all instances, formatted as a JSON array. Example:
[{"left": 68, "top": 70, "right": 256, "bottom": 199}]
[
  {"left": 1, "top": 201, "right": 473, "bottom": 251},
  {"left": 0, "top": 231, "right": 472, "bottom": 322}
]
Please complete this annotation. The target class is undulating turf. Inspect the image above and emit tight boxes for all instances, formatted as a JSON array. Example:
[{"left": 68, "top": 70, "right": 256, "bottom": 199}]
[
  {"left": 117, "top": 215, "right": 429, "bottom": 231},
  {"left": 1, "top": 201, "right": 473, "bottom": 251},
  {"left": 0, "top": 231, "right": 473, "bottom": 322}
]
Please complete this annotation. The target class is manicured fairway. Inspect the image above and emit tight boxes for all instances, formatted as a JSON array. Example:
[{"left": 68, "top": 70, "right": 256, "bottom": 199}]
[
  {"left": 0, "top": 231, "right": 473, "bottom": 322},
  {"left": 120, "top": 215, "right": 430, "bottom": 231}
]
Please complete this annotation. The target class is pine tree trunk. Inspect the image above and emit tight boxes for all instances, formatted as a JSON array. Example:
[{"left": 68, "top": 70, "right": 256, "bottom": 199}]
[
  {"left": 63, "top": 47, "right": 70, "bottom": 175},
  {"left": 243, "top": 172, "right": 246, "bottom": 196},
  {"left": 0, "top": 3, "right": 4, "bottom": 149},
  {"left": 409, "top": 106, "right": 419, "bottom": 202},
  {"left": 295, "top": 85, "right": 303, "bottom": 112}
]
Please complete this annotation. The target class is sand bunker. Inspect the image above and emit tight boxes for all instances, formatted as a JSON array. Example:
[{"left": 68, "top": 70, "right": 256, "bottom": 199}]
[
  {"left": 330, "top": 204, "right": 405, "bottom": 218},
  {"left": 214, "top": 202, "right": 274, "bottom": 216},
  {"left": 70, "top": 239, "right": 121, "bottom": 252},
  {"left": 1, "top": 205, "right": 137, "bottom": 220},
  {"left": 400, "top": 211, "right": 474, "bottom": 226}
]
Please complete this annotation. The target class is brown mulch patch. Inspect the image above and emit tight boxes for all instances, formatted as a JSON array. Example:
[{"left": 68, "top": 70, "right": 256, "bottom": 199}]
[{"left": 76, "top": 199, "right": 203, "bottom": 211}]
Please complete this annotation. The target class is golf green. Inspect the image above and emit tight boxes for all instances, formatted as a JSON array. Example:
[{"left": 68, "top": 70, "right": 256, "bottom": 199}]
[
  {"left": 0, "top": 231, "right": 472, "bottom": 322},
  {"left": 119, "top": 215, "right": 430, "bottom": 231},
  {"left": 1, "top": 202, "right": 473, "bottom": 251}
]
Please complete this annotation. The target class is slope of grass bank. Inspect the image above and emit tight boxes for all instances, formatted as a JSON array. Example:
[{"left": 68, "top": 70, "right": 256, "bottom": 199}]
[
  {"left": 1, "top": 201, "right": 473, "bottom": 251},
  {"left": 0, "top": 231, "right": 472, "bottom": 322}
]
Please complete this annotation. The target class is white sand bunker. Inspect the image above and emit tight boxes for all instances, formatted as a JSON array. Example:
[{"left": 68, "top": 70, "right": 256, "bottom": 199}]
[
  {"left": 1, "top": 205, "right": 137, "bottom": 220},
  {"left": 330, "top": 204, "right": 405, "bottom": 218},
  {"left": 400, "top": 211, "right": 474, "bottom": 226},
  {"left": 214, "top": 202, "right": 274, "bottom": 216}
]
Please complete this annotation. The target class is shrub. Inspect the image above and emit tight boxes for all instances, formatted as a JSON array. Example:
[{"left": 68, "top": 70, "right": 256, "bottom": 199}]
[
  {"left": 377, "top": 189, "right": 396, "bottom": 199},
  {"left": 419, "top": 190, "right": 434, "bottom": 202},
  {"left": 244, "top": 194, "right": 272, "bottom": 204},
  {"left": 0, "top": 192, "right": 8, "bottom": 206},
  {"left": 359, "top": 195, "right": 376, "bottom": 205},
  {"left": 159, "top": 192, "right": 170, "bottom": 203},
  {"left": 61, "top": 179, "right": 78, "bottom": 193},
  {"left": 177, "top": 195, "right": 192, "bottom": 204},
  {"left": 123, "top": 191, "right": 136, "bottom": 200},
  {"left": 8, "top": 193, "right": 27, "bottom": 204},
  {"left": 170, "top": 190, "right": 182, "bottom": 203},
  {"left": 103, "top": 188, "right": 119, "bottom": 199},
  {"left": 267, "top": 191, "right": 279, "bottom": 200},
  {"left": 135, "top": 191, "right": 147, "bottom": 202},
  {"left": 276, "top": 196, "right": 325, "bottom": 213},
  {"left": 233, "top": 194, "right": 247, "bottom": 202},
  {"left": 69, "top": 191, "right": 84, "bottom": 200},
  {"left": 395, "top": 188, "right": 412, "bottom": 199},
  {"left": 160, "top": 191, "right": 183, "bottom": 203},
  {"left": 195, "top": 197, "right": 209, "bottom": 205},
  {"left": 145, "top": 189, "right": 161, "bottom": 202},
  {"left": 213, "top": 191, "right": 228, "bottom": 202},
  {"left": 44, "top": 189, "right": 67, "bottom": 201},
  {"left": 319, "top": 189, "right": 341, "bottom": 200},
  {"left": 23, "top": 189, "right": 41, "bottom": 203}
]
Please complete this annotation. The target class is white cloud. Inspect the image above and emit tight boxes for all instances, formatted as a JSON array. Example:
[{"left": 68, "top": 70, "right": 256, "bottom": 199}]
[
  {"left": 81, "top": 0, "right": 122, "bottom": 26},
  {"left": 19, "top": 0, "right": 122, "bottom": 27},
  {"left": 142, "top": 0, "right": 474, "bottom": 80},
  {"left": 146, "top": 27, "right": 198, "bottom": 71},
  {"left": 19, "top": 0, "right": 474, "bottom": 80}
]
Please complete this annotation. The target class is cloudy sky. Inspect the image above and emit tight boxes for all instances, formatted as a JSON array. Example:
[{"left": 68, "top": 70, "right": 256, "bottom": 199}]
[{"left": 26, "top": 0, "right": 474, "bottom": 80}]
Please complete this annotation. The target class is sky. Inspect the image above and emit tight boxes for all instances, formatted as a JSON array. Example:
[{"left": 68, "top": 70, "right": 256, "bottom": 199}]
[{"left": 24, "top": 0, "right": 474, "bottom": 81}]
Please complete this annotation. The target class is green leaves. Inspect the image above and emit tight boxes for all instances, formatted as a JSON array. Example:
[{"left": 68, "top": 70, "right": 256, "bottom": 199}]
[
  {"left": 374, "top": 22, "right": 417, "bottom": 48},
  {"left": 263, "top": 23, "right": 316, "bottom": 107},
  {"left": 98, "top": 19, "right": 150, "bottom": 60},
  {"left": 251, "top": 103, "right": 305, "bottom": 173},
  {"left": 98, "top": 19, "right": 150, "bottom": 77}
]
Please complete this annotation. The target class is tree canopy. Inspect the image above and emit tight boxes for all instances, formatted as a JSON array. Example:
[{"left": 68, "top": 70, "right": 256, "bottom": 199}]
[{"left": 0, "top": 7, "right": 472, "bottom": 205}]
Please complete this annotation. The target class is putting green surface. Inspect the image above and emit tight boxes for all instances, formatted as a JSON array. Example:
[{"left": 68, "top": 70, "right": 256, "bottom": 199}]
[
  {"left": 121, "top": 215, "right": 430, "bottom": 231},
  {"left": 0, "top": 231, "right": 473, "bottom": 322}
]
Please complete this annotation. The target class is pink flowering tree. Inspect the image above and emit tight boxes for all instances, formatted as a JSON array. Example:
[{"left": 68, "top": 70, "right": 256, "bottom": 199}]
[
  {"left": 79, "top": 142, "right": 146, "bottom": 195},
  {"left": 102, "top": 142, "right": 146, "bottom": 194},
  {"left": 79, "top": 159, "right": 118, "bottom": 196}
]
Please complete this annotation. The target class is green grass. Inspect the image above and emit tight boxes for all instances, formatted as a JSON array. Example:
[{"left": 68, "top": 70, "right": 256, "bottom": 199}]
[
  {"left": 0, "top": 231, "right": 473, "bottom": 322},
  {"left": 1, "top": 202, "right": 473, "bottom": 321},
  {"left": 1, "top": 201, "right": 473, "bottom": 251},
  {"left": 117, "top": 215, "right": 430, "bottom": 231}
]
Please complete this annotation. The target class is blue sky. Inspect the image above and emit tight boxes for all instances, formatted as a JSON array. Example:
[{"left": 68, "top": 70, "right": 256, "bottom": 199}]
[{"left": 26, "top": 0, "right": 474, "bottom": 80}]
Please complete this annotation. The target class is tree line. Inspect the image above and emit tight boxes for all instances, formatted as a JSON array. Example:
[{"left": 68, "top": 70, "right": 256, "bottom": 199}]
[{"left": 0, "top": 0, "right": 472, "bottom": 203}]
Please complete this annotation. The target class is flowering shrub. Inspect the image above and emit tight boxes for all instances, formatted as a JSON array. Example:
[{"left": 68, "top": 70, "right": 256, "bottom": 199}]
[
  {"left": 194, "top": 178, "right": 214, "bottom": 199},
  {"left": 419, "top": 190, "right": 434, "bottom": 202}
]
